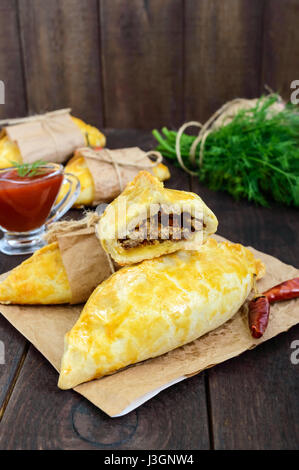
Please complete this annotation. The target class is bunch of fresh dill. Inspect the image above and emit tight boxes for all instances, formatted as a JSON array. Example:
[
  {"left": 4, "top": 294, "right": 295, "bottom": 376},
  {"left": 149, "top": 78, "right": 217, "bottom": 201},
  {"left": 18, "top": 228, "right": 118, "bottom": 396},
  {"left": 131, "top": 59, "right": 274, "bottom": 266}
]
[{"left": 153, "top": 95, "right": 299, "bottom": 207}]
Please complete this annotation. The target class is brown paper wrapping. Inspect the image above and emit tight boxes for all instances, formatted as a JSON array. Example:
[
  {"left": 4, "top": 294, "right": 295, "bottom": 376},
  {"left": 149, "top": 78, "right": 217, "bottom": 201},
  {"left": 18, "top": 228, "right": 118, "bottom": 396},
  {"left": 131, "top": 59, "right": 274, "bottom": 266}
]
[
  {"left": 0, "top": 235, "right": 298, "bottom": 417},
  {"left": 45, "top": 215, "right": 116, "bottom": 304},
  {"left": 79, "top": 147, "right": 163, "bottom": 204},
  {"left": 1, "top": 109, "right": 85, "bottom": 164}
]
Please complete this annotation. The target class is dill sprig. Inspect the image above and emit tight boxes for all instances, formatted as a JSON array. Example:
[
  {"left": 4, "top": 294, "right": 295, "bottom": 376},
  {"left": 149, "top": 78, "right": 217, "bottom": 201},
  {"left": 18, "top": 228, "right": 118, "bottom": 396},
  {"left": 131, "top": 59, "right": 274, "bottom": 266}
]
[
  {"left": 153, "top": 95, "right": 299, "bottom": 207},
  {"left": 12, "top": 160, "right": 47, "bottom": 178}
]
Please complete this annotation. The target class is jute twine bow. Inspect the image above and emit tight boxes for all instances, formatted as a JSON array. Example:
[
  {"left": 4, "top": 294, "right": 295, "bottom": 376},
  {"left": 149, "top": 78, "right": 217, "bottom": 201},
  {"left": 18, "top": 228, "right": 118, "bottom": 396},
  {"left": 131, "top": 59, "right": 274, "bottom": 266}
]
[
  {"left": 175, "top": 94, "right": 283, "bottom": 176},
  {"left": 0, "top": 108, "right": 74, "bottom": 163},
  {"left": 77, "top": 147, "right": 163, "bottom": 193}
]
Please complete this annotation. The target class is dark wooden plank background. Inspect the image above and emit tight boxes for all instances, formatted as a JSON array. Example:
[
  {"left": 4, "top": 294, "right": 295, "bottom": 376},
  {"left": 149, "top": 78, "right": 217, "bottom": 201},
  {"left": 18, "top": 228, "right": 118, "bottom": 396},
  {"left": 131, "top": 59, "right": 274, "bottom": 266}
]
[
  {"left": 0, "top": 129, "right": 298, "bottom": 450},
  {"left": 0, "top": 0, "right": 27, "bottom": 118},
  {"left": 0, "top": 130, "right": 211, "bottom": 450},
  {"left": 0, "top": 0, "right": 299, "bottom": 450},
  {"left": 0, "top": 0, "right": 299, "bottom": 127}
]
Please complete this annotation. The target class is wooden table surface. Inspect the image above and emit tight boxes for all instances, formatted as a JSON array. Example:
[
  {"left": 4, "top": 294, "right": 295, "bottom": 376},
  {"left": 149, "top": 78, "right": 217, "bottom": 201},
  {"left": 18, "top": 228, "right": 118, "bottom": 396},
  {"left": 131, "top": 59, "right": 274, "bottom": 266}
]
[{"left": 0, "top": 129, "right": 298, "bottom": 450}]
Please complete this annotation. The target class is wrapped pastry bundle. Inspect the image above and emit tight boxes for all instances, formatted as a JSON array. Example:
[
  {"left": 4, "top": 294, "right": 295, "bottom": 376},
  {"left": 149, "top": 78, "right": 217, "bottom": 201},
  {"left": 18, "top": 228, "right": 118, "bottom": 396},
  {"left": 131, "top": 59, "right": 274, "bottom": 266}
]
[
  {"left": 0, "top": 109, "right": 106, "bottom": 169},
  {"left": 98, "top": 171, "right": 218, "bottom": 264},
  {"left": 57, "top": 147, "right": 170, "bottom": 207},
  {"left": 58, "top": 238, "right": 265, "bottom": 389},
  {"left": 0, "top": 213, "right": 115, "bottom": 305}
]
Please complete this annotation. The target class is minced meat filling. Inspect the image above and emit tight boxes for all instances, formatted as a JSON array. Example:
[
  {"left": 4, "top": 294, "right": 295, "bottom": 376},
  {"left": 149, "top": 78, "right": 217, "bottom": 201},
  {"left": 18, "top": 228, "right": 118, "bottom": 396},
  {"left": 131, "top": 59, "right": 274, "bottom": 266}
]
[{"left": 118, "top": 209, "right": 204, "bottom": 250}]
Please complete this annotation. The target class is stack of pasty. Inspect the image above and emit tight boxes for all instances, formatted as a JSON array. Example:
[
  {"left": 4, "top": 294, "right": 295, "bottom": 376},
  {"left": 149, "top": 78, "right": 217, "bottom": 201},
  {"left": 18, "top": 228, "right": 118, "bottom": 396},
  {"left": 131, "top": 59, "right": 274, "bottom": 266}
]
[{"left": 0, "top": 171, "right": 265, "bottom": 389}]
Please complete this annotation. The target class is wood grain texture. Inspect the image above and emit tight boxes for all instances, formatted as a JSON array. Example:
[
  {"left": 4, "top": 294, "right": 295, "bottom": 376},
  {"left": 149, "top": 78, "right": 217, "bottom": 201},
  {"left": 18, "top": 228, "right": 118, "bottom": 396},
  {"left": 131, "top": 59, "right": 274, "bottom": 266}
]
[
  {"left": 100, "top": 0, "right": 184, "bottom": 128},
  {"left": 0, "top": 0, "right": 27, "bottom": 119},
  {"left": 184, "top": 0, "right": 265, "bottom": 122},
  {"left": 191, "top": 175, "right": 299, "bottom": 450},
  {"left": 18, "top": 0, "right": 103, "bottom": 127},
  {"left": 262, "top": 0, "right": 299, "bottom": 100}
]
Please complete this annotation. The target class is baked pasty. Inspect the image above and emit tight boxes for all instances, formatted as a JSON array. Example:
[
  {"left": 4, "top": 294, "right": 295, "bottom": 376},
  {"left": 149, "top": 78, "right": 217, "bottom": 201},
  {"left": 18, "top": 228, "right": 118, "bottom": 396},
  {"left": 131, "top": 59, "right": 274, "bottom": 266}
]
[
  {"left": 0, "top": 213, "right": 117, "bottom": 305},
  {"left": 97, "top": 171, "right": 218, "bottom": 265},
  {"left": 57, "top": 151, "right": 170, "bottom": 208},
  {"left": 58, "top": 238, "right": 265, "bottom": 389},
  {"left": 0, "top": 243, "right": 71, "bottom": 305}
]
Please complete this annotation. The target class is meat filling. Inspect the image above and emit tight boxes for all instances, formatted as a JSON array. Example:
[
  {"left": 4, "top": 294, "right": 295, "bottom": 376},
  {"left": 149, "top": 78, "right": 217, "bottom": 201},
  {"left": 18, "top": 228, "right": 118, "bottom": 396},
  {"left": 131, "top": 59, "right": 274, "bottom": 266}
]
[{"left": 118, "top": 209, "right": 204, "bottom": 250}]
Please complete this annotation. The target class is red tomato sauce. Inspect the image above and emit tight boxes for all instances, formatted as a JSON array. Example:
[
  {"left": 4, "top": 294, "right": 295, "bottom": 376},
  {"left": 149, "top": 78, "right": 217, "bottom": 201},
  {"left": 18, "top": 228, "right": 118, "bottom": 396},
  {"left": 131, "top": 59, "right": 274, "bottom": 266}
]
[{"left": 0, "top": 168, "right": 63, "bottom": 232}]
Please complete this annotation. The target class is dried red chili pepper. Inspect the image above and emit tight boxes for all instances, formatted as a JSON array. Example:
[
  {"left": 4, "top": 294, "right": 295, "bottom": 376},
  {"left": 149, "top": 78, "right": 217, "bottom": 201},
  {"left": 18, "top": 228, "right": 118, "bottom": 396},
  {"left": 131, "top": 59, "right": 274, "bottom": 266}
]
[
  {"left": 263, "top": 277, "right": 299, "bottom": 304},
  {"left": 248, "top": 295, "right": 270, "bottom": 339}
]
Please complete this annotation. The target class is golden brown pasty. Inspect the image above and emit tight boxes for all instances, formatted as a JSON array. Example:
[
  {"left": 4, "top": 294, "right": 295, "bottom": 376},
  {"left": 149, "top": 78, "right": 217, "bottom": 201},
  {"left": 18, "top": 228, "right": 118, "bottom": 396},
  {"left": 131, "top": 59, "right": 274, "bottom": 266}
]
[
  {"left": 0, "top": 243, "right": 72, "bottom": 305},
  {"left": 58, "top": 238, "right": 265, "bottom": 389},
  {"left": 97, "top": 171, "right": 218, "bottom": 265}
]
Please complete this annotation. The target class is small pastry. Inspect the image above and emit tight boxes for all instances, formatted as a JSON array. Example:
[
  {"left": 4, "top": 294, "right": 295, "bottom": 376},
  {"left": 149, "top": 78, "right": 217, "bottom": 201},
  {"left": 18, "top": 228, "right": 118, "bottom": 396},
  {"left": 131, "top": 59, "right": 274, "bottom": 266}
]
[
  {"left": 57, "top": 150, "right": 170, "bottom": 208},
  {"left": 0, "top": 243, "right": 71, "bottom": 305},
  {"left": 98, "top": 171, "right": 218, "bottom": 265}
]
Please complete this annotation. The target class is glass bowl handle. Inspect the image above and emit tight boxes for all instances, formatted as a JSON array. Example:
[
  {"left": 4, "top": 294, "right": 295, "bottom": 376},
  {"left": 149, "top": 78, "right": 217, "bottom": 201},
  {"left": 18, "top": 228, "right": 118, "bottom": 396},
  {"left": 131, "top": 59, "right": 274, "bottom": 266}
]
[{"left": 46, "top": 173, "right": 81, "bottom": 225}]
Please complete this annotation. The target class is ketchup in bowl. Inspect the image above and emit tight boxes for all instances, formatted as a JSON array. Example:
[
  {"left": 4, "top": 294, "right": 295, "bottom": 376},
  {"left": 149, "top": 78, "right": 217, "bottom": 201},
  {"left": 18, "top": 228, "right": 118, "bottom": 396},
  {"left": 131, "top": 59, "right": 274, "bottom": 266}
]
[{"left": 0, "top": 166, "right": 63, "bottom": 232}]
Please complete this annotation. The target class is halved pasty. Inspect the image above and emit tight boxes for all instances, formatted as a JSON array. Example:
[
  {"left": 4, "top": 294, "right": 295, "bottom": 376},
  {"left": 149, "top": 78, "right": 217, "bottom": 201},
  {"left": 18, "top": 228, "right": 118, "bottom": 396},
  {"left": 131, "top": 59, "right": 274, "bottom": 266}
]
[
  {"left": 0, "top": 243, "right": 72, "bottom": 305},
  {"left": 58, "top": 238, "right": 265, "bottom": 389},
  {"left": 97, "top": 171, "right": 218, "bottom": 265}
]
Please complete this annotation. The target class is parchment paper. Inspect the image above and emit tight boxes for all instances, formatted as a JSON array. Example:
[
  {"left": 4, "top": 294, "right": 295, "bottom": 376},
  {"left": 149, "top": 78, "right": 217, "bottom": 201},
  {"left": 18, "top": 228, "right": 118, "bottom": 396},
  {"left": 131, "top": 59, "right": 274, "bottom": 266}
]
[
  {"left": 2, "top": 110, "right": 84, "bottom": 164},
  {"left": 0, "top": 235, "right": 298, "bottom": 417}
]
